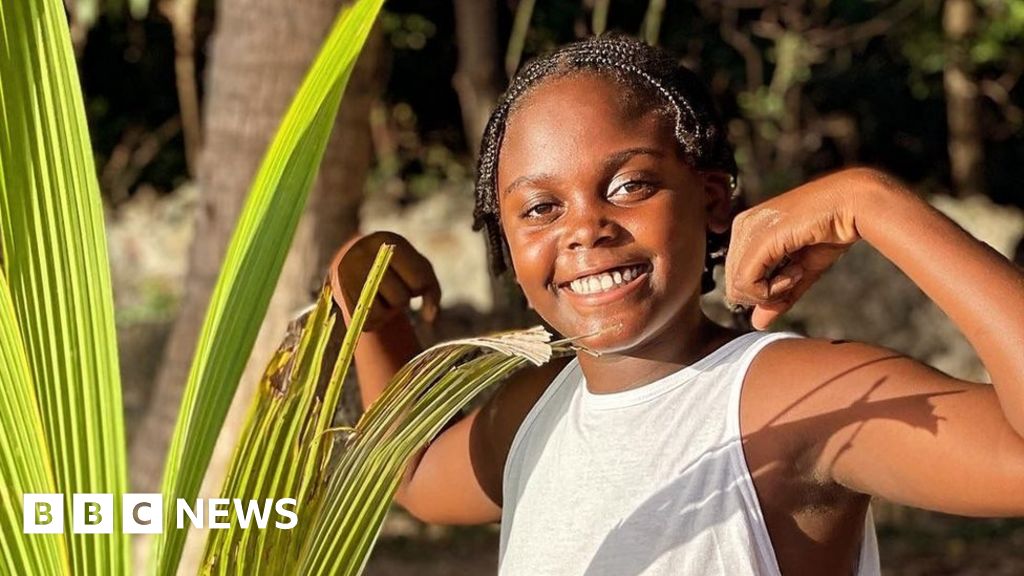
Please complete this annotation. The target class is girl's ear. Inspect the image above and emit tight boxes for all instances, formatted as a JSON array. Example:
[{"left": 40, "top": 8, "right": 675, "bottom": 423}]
[{"left": 702, "top": 172, "right": 733, "bottom": 235}]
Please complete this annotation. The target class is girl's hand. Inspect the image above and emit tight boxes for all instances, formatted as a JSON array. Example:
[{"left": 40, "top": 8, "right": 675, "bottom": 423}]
[
  {"left": 724, "top": 168, "right": 872, "bottom": 330},
  {"left": 329, "top": 231, "right": 441, "bottom": 332}
]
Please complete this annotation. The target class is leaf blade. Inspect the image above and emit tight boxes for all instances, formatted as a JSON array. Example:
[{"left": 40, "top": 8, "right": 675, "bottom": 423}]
[
  {"left": 151, "top": 1, "right": 385, "bottom": 574},
  {"left": 0, "top": 0, "right": 130, "bottom": 572}
]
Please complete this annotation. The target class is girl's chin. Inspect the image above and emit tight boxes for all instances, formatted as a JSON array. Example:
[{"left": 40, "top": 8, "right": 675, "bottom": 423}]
[{"left": 561, "top": 318, "right": 648, "bottom": 354}]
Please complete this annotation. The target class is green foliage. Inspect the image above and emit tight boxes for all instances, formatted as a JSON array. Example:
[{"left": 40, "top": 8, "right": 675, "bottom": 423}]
[
  {"left": 0, "top": 269, "right": 69, "bottom": 575},
  {"left": 300, "top": 326, "right": 561, "bottom": 576},
  {"left": 70, "top": 0, "right": 151, "bottom": 29},
  {"left": 0, "top": 0, "right": 131, "bottom": 572},
  {"left": 382, "top": 12, "right": 437, "bottom": 50},
  {"left": 200, "top": 245, "right": 390, "bottom": 574},
  {"left": 150, "top": 1, "right": 386, "bottom": 573},
  {"left": 974, "top": 0, "right": 1024, "bottom": 63},
  {"left": 200, "top": 245, "right": 568, "bottom": 574}
]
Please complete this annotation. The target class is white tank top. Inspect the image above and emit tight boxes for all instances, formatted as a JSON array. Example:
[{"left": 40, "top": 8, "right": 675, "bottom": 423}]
[{"left": 499, "top": 330, "right": 880, "bottom": 575}]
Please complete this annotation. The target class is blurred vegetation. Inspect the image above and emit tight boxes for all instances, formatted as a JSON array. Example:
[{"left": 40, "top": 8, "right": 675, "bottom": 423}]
[{"left": 76, "top": 0, "right": 1023, "bottom": 208}]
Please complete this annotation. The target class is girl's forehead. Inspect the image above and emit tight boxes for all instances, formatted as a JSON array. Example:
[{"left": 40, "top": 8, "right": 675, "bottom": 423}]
[
  {"left": 497, "top": 74, "right": 678, "bottom": 184},
  {"left": 509, "top": 71, "right": 669, "bottom": 128}
]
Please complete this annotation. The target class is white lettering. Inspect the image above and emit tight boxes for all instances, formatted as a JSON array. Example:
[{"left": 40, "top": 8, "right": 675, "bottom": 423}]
[
  {"left": 233, "top": 499, "right": 273, "bottom": 529},
  {"left": 208, "top": 498, "right": 230, "bottom": 529},
  {"left": 274, "top": 499, "right": 297, "bottom": 529},
  {"left": 176, "top": 499, "right": 203, "bottom": 529}
]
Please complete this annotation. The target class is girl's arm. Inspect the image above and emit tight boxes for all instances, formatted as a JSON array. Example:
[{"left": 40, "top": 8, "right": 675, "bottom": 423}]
[
  {"left": 331, "top": 232, "right": 553, "bottom": 525},
  {"left": 727, "top": 167, "right": 1024, "bottom": 515},
  {"left": 331, "top": 233, "right": 493, "bottom": 520},
  {"left": 853, "top": 171, "right": 1024, "bottom": 433}
]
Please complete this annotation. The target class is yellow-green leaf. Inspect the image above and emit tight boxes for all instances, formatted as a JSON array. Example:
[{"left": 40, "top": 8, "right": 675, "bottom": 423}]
[
  {"left": 152, "top": 1, "right": 385, "bottom": 574},
  {"left": 0, "top": 0, "right": 130, "bottom": 573},
  {"left": 0, "top": 272, "right": 69, "bottom": 575}
]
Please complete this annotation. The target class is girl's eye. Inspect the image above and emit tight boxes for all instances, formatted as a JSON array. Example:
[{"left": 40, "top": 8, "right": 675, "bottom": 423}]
[
  {"left": 610, "top": 180, "right": 656, "bottom": 198},
  {"left": 522, "top": 202, "right": 557, "bottom": 219}
]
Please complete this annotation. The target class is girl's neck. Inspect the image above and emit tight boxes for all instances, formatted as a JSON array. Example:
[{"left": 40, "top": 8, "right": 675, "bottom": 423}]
[{"left": 576, "top": 307, "right": 738, "bottom": 395}]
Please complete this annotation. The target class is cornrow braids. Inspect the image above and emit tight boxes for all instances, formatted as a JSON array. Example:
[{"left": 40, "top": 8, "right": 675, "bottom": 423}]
[{"left": 472, "top": 35, "right": 740, "bottom": 295}]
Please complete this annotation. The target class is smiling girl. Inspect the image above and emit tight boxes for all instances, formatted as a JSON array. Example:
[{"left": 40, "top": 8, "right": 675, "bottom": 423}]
[{"left": 330, "top": 36, "right": 1024, "bottom": 575}]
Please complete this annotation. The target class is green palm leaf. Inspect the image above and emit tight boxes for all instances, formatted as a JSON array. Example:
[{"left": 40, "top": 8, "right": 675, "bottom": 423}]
[
  {"left": 200, "top": 245, "right": 393, "bottom": 574},
  {"left": 202, "top": 242, "right": 571, "bottom": 575},
  {"left": 0, "top": 0, "right": 130, "bottom": 573},
  {"left": 151, "top": 1, "right": 385, "bottom": 574},
  {"left": 298, "top": 327, "right": 567, "bottom": 575},
  {"left": 0, "top": 273, "right": 69, "bottom": 575}
]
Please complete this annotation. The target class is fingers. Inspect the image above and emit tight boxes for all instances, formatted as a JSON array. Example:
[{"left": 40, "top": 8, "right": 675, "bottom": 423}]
[
  {"left": 420, "top": 280, "right": 441, "bottom": 324},
  {"left": 329, "top": 231, "right": 443, "bottom": 327},
  {"left": 387, "top": 243, "right": 442, "bottom": 324},
  {"left": 374, "top": 268, "right": 440, "bottom": 326},
  {"left": 765, "top": 260, "right": 803, "bottom": 299},
  {"left": 749, "top": 265, "right": 824, "bottom": 329},
  {"left": 376, "top": 270, "right": 413, "bottom": 309},
  {"left": 726, "top": 251, "right": 798, "bottom": 309},
  {"left": 730, "top": 232, "right": 800, "bottom": 303}
]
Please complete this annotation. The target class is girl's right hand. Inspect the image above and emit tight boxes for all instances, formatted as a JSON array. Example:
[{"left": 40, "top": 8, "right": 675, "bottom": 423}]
[{"left": 329, "top": 231, "right": 441, "bottom": 332}]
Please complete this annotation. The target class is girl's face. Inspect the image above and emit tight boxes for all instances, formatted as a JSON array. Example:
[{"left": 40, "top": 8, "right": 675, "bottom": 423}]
[{"left": 497, "top": 73, "right": 731, "bottom": 354}]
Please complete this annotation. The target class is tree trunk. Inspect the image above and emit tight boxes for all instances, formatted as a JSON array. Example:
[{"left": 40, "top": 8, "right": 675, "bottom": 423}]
[
  {"left": 452, "top": 0, "right": 503, "bottom": 151},
  {"left": 943, "top": 0, "right": 984, "bottom": 197},
  {"left": 160, "top": 0, "right": 203, "bottom": 178},
  {"left": 129, "top": 0, "right": 382, "bottom": 567},
  {"left": 451, "top": 0, "right": 533, "bottom": 328}
]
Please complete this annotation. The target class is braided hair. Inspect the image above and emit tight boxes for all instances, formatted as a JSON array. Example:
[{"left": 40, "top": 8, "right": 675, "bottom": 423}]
[{"left": 472, "top": 35, "right": 739, "bottom": 294}]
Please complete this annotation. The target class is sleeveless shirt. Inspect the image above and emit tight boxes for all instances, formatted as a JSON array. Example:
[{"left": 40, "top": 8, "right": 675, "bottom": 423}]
[{"left": 498, "top": 331, "right": 880, "bottom": 575}]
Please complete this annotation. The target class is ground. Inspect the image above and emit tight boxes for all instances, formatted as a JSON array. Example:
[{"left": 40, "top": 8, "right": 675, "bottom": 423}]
[{"left": 364, "top": 509, "right": 1024, "bottom": 575}]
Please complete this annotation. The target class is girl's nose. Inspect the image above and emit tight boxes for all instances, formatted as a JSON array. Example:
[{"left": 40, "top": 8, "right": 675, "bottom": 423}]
[{"left": 563, "top": 205, "right": 621, "bottom": 251}]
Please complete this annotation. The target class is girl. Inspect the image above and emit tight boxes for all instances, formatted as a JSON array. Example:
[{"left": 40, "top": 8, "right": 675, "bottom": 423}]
[{"left": 330, "top": 36, "right": 1024, "bottom": 575}]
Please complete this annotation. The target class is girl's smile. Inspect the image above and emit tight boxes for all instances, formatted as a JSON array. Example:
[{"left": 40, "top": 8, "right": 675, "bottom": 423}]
[
  {"left": 496, "top": 73, "right": 732, "bottom": 356},
  {"left": 556, "top": 261, "right": 652, "bottom": 303}
]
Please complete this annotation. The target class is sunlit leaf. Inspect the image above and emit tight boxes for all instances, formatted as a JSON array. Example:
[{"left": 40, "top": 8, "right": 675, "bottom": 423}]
[
  {"left": 151, "top": 1, "right": 386, "bottom": 574},
  {"left": 0, "top": 0, "right": 130, "bottom": 572}
]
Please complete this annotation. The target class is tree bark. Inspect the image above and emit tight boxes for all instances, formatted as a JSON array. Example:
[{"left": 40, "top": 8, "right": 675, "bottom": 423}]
[
  {"left": 451, "top": 0, "right": 533, "bottom": 327},
  {"left": 452, "top": 0, "right": 503, "bottom": 151},
  {"left": 160, "top": 0, "right": 203, "bottom": 178},
  {"left": 129, "top": 0, "right": 382, "bottom": 566},
  {"left": 943, "top": 0, "right": 985, "bottom": 197}
]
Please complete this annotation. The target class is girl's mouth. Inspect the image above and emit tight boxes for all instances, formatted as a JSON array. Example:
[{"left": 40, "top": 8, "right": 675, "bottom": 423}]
[{"left": 556, "top": 262, "right": 652, "bottom": 305}]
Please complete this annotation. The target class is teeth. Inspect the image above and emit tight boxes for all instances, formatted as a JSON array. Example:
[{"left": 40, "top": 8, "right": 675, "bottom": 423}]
[{"left": 567, "top": 264, "right": 647, "bottom": 295}]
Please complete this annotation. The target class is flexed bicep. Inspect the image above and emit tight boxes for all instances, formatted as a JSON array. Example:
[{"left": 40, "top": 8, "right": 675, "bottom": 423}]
[{"left": 744, "top": 338, "right": 1024, "bottom": 518}]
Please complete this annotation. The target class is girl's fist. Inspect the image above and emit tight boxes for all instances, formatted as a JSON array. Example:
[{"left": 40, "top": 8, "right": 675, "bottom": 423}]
[
  {"left": 724, "top": 168, "right": 882, "bottom": 330},
  {"left": 330, "top": 231, "right": 441, "bottom": 332}
]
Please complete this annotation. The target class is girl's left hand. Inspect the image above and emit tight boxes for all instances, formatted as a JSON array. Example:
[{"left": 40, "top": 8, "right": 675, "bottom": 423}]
[{"left": 724, "top": 168, "right": 875, "bottom": 330}]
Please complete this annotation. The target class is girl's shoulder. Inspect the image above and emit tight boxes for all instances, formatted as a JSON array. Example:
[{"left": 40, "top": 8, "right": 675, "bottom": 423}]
[
  {"left": 468, "top": 355, "right": 574, "bottom": 506},
  {"left": 738, "top": 335, "right": 911, "bottom": 472}
]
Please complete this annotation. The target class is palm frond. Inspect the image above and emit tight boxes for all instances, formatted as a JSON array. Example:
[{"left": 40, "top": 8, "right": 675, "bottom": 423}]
[
  {"left": 0, "top": 272, "right": 69, "bottom": 575},
  {"left": 0, "top": 0, "right": 130, "bottom": 572},
  {"left": 200, "top": 245, "right": 393, "bottom": 574},
  {"left": 151, "top": 1, "right": 385, "bottom": 574},
  {"left": 298, "top": 326, "right": 570, "bottom": 575}
]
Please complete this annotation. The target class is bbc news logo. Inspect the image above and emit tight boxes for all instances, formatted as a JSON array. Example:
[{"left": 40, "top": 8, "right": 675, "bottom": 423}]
[{"left": 23, "top": 494, "right": 297, "bottom": 534}]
